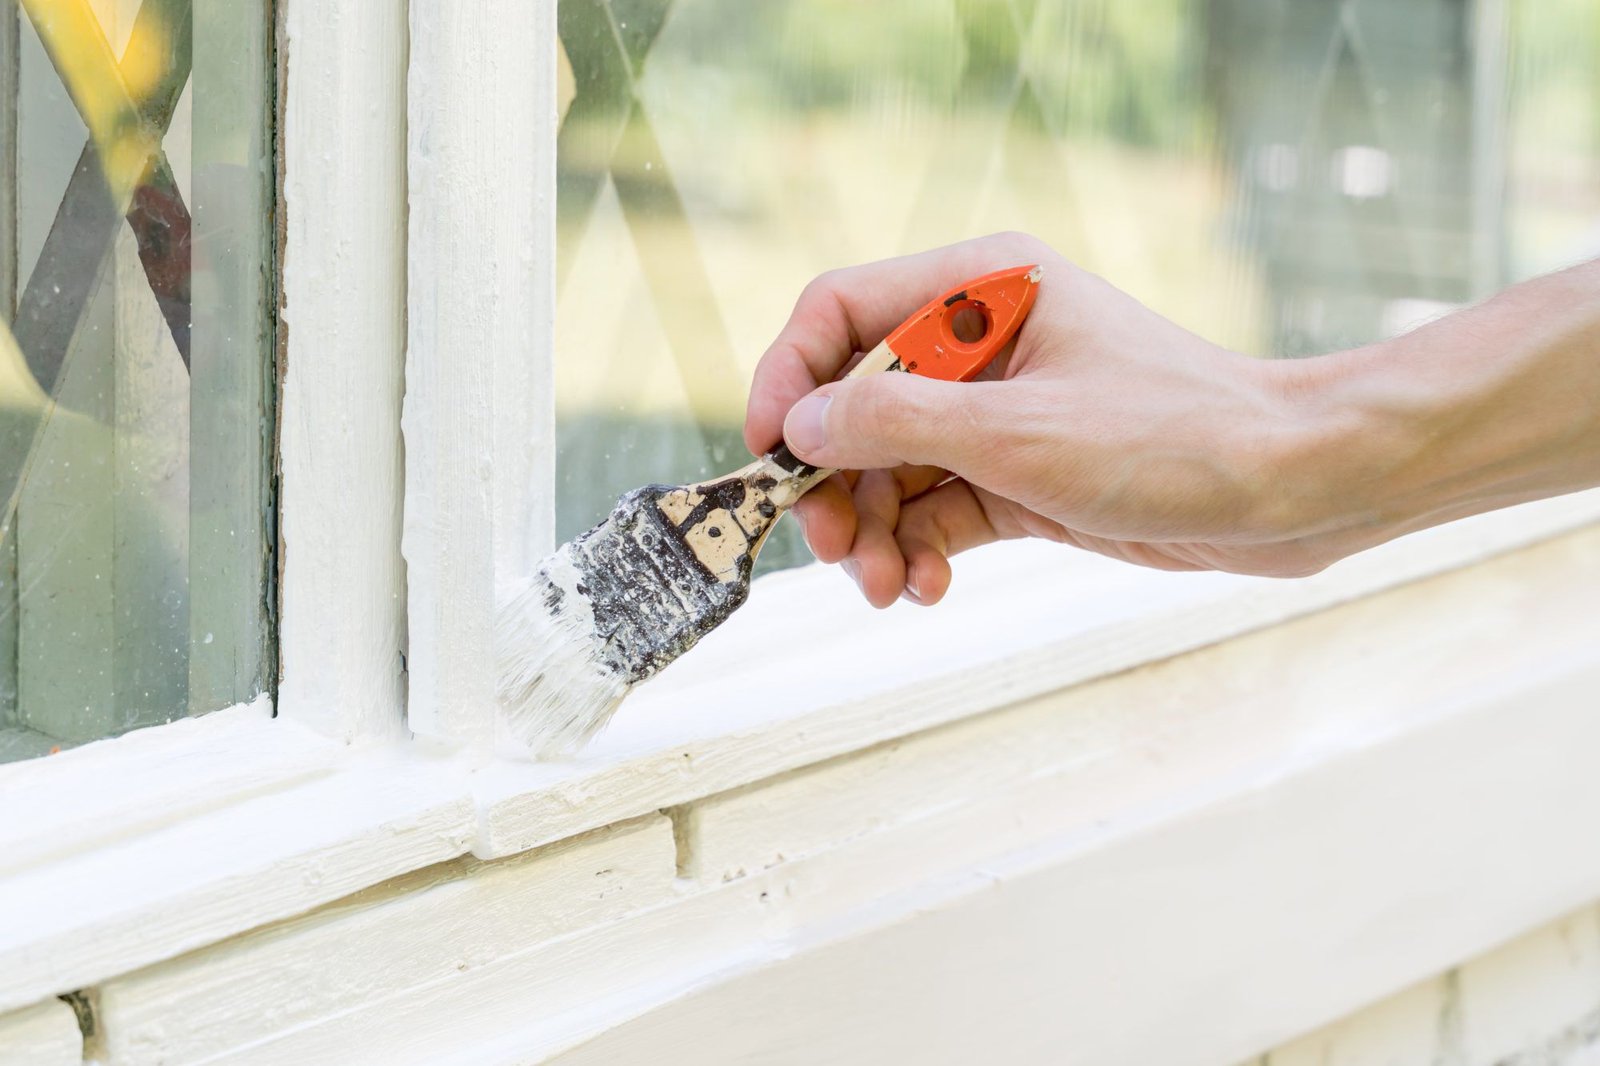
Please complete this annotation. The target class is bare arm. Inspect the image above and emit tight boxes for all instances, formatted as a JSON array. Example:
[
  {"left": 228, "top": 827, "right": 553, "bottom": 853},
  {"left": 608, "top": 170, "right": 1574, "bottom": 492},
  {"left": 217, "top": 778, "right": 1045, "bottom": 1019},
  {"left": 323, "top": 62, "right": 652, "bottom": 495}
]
[
  {"left": 743, "top": 233, "right": 1600, "bottom": 608},
  {"left": 1284, "top": 257, "right": 1600, "bottom": 551}
]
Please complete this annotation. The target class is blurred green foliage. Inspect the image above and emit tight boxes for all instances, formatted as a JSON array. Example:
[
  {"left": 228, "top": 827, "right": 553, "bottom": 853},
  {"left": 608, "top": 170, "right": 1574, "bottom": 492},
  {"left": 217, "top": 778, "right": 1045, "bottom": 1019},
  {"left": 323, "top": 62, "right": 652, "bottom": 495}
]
[
  {"left": 554, "top": 0, "right": 1600, "bottom": 560},
  {"left": 621, "top": 0, "right": 1205, "bottom": 149}
]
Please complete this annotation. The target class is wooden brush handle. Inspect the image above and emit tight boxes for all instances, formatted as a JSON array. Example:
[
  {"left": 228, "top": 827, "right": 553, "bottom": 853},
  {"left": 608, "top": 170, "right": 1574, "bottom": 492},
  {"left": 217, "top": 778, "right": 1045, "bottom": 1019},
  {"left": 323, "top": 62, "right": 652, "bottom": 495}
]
[
  {"left": 762, "top": 339, "right": 906, "bottom": 503},
  {"left": 661, "top": 266, "right": 1042, "bottom": 582},
  {"left": 659, "top": 342, "right": 902, "bottom": 587}
]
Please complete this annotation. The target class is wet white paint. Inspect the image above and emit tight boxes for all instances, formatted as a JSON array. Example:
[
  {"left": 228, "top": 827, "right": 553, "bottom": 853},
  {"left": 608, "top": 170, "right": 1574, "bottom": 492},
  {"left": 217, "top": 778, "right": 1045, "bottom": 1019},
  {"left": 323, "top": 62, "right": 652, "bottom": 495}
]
[
  {"left": 0, "top": 998, "right": 80, "bottom": 1066},
  {"left": 496, "top": 546, "right": 629, "bottom": 755},
  {"left": 403, "top": 0, "right": 556, "bottom": 749},
  {"left": 277, "top": 0, "right": 408, "bottom": 742},
  {"left": 64, "top": 520, "right": 1600, "bottom": 1062},
  {"left": 5, "top": 505, "right": 1600, "bottom": 1056}
]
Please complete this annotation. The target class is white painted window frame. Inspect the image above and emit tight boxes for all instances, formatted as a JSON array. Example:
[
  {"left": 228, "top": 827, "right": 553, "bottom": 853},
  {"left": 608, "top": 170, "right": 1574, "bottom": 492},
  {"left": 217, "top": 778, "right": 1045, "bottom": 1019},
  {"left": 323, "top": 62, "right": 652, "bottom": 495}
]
[{"left": 2, "top": 0, "right": 1600, "bottom": 1034}]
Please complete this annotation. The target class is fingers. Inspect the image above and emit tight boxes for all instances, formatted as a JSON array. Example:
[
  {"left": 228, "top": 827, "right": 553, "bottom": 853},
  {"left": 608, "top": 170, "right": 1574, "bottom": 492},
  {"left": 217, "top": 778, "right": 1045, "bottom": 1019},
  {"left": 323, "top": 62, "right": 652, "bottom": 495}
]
[
  {"left": 788, "top": 474, "right": 855, "bottom": 563},
  {"left": 893, "top": 480, "right": 1003, "bottom": 605},
  {"left": 900, "top": 549, "right": 952, "bottom": 607},
  {"left": 784, "top": 372, "right": 1008, "bottom": 474},
  {"left": 793, "top": 464, "right": 946, "bottom": 553},
  {"left": 743, "top": 232, "right": 1050, "bottom": 454},
  {"left": 826, "top": 473, "right": 1003, "bottom": 609},
  {"left": 845, "top": 469, "right": 907, "bottom": 608}
]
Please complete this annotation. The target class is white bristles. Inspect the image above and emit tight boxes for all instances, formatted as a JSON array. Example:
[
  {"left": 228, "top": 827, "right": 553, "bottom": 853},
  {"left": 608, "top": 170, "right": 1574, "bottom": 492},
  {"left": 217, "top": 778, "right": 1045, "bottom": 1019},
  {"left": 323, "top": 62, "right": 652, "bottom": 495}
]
[{"left": 495, "top": 547, "right": 630, "bottom": 756}]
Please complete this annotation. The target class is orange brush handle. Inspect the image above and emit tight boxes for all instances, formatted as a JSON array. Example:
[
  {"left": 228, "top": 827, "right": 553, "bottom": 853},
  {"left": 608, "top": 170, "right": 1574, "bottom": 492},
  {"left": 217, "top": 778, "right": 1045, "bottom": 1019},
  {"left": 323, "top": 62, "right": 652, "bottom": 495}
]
[
  {"left": 763, "top": 264, "right": 1041, "bottom": 492},
  {"left": 883, "top": 264, "right": 1042, "bottom": 381}
]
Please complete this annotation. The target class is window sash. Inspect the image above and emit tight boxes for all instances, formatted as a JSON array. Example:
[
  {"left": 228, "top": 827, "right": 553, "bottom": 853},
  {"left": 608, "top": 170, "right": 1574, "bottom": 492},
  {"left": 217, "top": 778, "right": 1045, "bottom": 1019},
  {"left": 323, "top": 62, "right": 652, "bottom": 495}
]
[
  {"left": 401, "top": 0, "right": 556, "bottom": 746},
  {"left": 274, "top": 0, "right": 408, "bottom": 740}
]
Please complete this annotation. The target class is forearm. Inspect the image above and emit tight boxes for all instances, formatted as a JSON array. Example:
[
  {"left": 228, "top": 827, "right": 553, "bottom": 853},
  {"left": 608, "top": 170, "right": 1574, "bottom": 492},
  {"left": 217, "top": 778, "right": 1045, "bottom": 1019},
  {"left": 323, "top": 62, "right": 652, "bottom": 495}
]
[{"left": 1282, "top": 259, "right": 1600, "bottom": 546}]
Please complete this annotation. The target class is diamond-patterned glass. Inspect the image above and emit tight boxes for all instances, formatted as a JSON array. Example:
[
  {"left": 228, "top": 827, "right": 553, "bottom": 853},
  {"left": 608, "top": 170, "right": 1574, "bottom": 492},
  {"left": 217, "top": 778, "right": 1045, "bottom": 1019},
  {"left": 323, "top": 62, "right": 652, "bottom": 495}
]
[
  {"left": 0, "top": 0, "right": 275, "bottom": 762},
  {"left": 556, "top": 0, "right": 1599, "bottom": 572}
]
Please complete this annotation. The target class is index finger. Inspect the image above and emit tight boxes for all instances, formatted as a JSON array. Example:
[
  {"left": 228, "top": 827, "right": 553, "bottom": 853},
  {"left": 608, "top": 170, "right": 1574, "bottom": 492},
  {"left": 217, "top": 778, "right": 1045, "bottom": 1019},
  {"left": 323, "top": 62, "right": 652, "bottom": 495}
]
[{"left": 742, "top": 231, "right": 1049, "bottom": 455}]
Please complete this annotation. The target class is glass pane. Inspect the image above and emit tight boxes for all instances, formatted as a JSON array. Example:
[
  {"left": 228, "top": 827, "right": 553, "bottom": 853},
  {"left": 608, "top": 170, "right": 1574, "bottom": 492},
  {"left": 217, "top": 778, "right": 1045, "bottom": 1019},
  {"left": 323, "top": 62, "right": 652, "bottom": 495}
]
[
  {"left": 0, "top": 0, "right": 275, "bottom": 762},
  {"left": 553, "top": 0, "right": 1600, "bottom": 573}
]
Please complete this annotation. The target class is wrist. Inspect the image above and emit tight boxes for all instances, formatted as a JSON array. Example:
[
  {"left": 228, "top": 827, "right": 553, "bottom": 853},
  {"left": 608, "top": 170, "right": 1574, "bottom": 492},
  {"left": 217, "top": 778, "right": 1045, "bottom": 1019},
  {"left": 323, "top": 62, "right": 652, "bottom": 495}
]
[
  {"left": 1261, "top": 266, "right": 1600, "bottom": 552},
  {"left": 1254, "top": 343, "right": 1440, "bottom": 548}
]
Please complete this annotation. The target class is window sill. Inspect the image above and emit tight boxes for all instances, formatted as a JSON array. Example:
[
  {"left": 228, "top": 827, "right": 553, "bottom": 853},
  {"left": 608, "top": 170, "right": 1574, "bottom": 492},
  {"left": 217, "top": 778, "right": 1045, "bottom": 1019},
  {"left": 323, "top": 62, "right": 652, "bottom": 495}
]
[
  {"left": 0, "top": 703, "right": 475, "bottom": 1012},
  {"left": 474, "top": 488, "right": 1600, "bottom": 856},
  {"left": 2, "top": 490, "right": 1598, "bottom": 1012}
]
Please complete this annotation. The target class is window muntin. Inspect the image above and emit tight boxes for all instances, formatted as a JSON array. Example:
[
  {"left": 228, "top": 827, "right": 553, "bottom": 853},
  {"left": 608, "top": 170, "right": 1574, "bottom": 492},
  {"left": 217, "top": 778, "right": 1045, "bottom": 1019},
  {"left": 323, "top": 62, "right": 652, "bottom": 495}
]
[
  {"left": 0, "top": 0, "right": 275, "bottom": 762},
  {"left": 553, "top": 0, "right": 1599, "bottom": 575}
]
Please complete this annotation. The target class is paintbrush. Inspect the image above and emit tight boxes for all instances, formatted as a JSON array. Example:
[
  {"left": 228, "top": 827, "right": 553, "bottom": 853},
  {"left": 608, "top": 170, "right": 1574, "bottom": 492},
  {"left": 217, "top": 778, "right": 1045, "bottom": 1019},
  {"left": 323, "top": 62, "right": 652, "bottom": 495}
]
[{"left": 497, "top": 264, "right": 1042, "bottom": 754}]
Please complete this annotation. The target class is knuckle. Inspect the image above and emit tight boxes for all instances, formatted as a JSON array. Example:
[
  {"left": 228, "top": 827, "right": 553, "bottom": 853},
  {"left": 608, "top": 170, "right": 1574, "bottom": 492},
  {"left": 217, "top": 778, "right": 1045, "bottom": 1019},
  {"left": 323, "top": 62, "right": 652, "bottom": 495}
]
[
  {"left": 800, "top": 269, "right": 849, "bottom": 307},
  {"left": 986, "top": 230, "right": 1049, "bottom": 259},
  {"left": 797, "top": 270, "right": 862, "bottom": 350},
  {"left": 898, "top": 505, "right": 948, "bottom": 556}
]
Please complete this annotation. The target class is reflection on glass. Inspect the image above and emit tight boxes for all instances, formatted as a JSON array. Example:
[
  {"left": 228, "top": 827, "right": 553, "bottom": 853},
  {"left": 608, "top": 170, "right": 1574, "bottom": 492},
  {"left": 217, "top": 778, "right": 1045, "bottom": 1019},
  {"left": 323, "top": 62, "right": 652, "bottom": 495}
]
[
  {"left": 0, "top": 0, "right": 275, "bottom": 762},
  {"left": 554, "top": 0, "right": 1600, "bottom": 573}
]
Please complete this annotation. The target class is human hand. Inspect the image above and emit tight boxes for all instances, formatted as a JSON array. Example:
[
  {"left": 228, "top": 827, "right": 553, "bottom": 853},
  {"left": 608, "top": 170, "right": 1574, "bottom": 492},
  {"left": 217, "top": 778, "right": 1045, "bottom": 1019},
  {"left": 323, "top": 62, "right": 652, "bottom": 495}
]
[{"left": 743, "top": 232, "right": 1342, "bottom": 607}]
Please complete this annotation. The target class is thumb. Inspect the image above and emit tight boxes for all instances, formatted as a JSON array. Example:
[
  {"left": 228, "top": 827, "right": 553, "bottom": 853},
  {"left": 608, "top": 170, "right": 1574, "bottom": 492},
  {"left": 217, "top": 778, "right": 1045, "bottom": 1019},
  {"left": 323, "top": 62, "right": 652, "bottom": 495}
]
[{"left": 782, "top": 373, "right": 990, "bottom": 471}]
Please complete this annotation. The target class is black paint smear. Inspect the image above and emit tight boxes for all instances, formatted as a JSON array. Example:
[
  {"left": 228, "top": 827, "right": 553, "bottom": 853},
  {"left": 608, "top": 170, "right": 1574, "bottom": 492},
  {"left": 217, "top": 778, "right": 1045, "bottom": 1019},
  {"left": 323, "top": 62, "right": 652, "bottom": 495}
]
[
  {"left": 668, "top": 475, "right": 751, "bottom": 536},
  {"left": 767, "top": 443, "right": 817, "bottom": 480},
  {"left": 566, "top": 485, "right": 757, "bottom": 683},
  {"left": 553, "top": 413, "right": 812, "bottom": 577}
]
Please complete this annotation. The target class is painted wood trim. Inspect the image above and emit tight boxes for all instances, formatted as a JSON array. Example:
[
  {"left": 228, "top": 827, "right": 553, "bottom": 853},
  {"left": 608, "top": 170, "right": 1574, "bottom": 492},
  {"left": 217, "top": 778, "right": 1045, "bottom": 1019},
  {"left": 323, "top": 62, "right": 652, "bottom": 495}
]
[
  {"left": 275, "top": 0, "right": 408, "bottom": 740},
  {"left": 475, "top": 489, "right": 1600, "bottom": 858},
  {"left": 546, "top": 663, "right": 1600, "bottom": 1066},
  {"left": 0, "top": 998, "right": 80, "bottom": 1066},
  {"left": 97, "top": 816, "right": 679, "bottom": 1065},
  {"left": 1260, "top": 906, "right": 1600, "bottom": 1066},
  {"left": 403, "top": 0, "right": 557, "bottom": 748},
  {"left": 2, "top": 0, "right": 1588, "bottom": 1039},
  {"left": 0, "top": 718, "right": 474, "bottom": 1012},
  {"left": 0, "top": 499, "right": 1595, "bottom": 1012},
  {"left": 0, "top": 696, "right": 311, "bottom": 875},
  {"left": 80, "top": 523, "right": 1600, "bottom": 1063}
]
